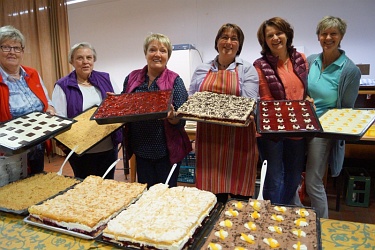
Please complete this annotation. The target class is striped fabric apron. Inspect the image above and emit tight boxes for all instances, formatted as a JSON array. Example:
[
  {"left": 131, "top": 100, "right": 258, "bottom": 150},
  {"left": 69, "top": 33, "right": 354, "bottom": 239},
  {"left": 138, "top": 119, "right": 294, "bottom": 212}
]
[{"left": 196, "top": 67, "right": 258, "bottom": 196}]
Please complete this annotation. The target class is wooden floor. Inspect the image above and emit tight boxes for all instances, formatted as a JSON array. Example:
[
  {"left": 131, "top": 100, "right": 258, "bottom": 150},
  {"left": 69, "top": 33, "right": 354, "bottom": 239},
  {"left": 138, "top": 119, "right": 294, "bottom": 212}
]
[{"left": 44, "top": 154, "right": 375, "bottom": 224}]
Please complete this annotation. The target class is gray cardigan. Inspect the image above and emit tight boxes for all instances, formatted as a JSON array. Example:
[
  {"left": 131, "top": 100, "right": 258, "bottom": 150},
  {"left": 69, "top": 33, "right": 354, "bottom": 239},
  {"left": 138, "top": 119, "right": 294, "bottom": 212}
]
[{"left": 307, "top": 50, "right": 361, "bottom": 177}]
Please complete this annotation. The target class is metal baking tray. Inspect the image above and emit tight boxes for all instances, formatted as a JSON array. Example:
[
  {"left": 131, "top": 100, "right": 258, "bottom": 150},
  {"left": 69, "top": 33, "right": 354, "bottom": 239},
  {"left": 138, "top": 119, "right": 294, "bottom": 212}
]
[
  {"left": 197, "top": 199, "right": 322, "bottom": 250},
  {"left": 96, "top": 202, "right": 224, "bottom": 250},
  {"left": 23, "top": 216, "right": 100, "bottom": 240},
  {"left": 257, "top": 100, "right": 323, "bottom": 137},
  {"left": 0, "top": 173, "right": 81, "bottom": 215},
  {"left": 90, "top": 90, "right": 173, "bottom": 125},
  {"left": 0, "top": 112, "right": 75, "bottom": 154},
  {"left": 177, "top": 114, "right": 252, "bottom": 127},
  {"left": 54, "top": 106, "right": 124, "bottom": 155},
  {"left": 315, "top": 108, "right": 375, "bottom": 141}
]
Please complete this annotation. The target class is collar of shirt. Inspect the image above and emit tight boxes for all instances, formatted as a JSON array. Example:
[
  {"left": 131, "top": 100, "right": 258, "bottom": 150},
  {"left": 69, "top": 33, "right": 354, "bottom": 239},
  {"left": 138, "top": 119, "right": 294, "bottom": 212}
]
[{"left": 0, "top": 65, "right": 27, "bottom": 84}]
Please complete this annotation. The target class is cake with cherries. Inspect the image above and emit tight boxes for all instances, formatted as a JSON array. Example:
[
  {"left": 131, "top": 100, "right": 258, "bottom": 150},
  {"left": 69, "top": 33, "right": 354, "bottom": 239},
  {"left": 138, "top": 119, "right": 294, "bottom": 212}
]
[
  {"left": 28, "top": 175, "right": 147, "bottom": 237},
  {"left": 202, "top": 199, "right": 319, "bottom": 250},
  {"left": 102, "top": 183, "right": 217, "bottom": 249},
  {"left": 177, "top": 91, "right": 256, "bottom": 126}
]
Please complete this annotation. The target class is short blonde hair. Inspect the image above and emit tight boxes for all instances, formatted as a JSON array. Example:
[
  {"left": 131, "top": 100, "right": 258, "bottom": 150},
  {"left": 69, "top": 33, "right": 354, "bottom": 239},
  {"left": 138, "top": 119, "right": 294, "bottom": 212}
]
[{"left": 143, "top": 33, "right": 172, "bottom": 59}]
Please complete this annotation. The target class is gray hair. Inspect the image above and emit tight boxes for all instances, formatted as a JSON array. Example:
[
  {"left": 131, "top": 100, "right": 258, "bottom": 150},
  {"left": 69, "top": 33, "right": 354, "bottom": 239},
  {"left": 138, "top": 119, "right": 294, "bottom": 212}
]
[
  {"left": 68, "top": 42, "right": 97, "bottom": 64},
  {"left": 316, "top": 16, "right": 347, "bottom": 36},
  {"left": 0, "top": 25, "right": 25, "bottom": 48},
  {"left": 143, "top": 33, "right": 172, "bottom": 59}
]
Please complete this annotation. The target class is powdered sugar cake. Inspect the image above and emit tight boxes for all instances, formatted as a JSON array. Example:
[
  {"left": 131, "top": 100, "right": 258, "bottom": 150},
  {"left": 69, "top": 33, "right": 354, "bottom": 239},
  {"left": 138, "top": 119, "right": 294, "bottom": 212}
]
[
  {"left": 177, "top": 91, "right": 256, "bottom": 127},
  {"left": 102, "top": 183, "right": 217, "bottom": 249}
]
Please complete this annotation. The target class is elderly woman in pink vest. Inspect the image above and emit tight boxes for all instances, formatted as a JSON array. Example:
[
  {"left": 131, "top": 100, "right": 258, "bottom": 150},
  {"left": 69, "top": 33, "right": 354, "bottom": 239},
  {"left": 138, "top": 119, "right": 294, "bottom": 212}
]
[
  {"left": 122, "top": 33, "right": 191, "bottom": 188},
  {"left": 253, "top": 17, "right": 308, "bottom": 205}
]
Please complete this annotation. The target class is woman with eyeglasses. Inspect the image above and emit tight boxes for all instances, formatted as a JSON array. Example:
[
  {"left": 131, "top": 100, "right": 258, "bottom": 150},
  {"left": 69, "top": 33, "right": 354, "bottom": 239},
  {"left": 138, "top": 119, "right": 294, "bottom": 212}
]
[
  {"left": 52, "top": 42, "right": 122, "bottom": 179},
  {"left": 189, "top": 23, "right": 259, "bottom": 203},
  {"left": 253, "top": 17, "right": 308, "bottom": 205},
  {"left": 0, "top": 25, "right": 55, "bottom": 175}
]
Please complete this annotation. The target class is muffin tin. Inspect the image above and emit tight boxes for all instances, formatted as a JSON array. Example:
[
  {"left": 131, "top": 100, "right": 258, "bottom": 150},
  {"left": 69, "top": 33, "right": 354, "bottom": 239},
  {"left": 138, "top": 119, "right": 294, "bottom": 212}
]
[
  {"left": 257, "top": 100, "right": 322, "bottom": 137},
  {"left": 0, "top": 112, "right": 75, "bottom": 154}
]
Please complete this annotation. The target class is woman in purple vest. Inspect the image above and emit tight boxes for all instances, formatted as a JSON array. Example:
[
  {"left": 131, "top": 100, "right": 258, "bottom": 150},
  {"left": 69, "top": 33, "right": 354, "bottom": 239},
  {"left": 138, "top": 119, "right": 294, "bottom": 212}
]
[
  {"left": 52, "top": 42, "right": 121, "bottom": 179},
  {"left": 253, "top": 17, "right": 308, "bottom": 205},
  {"left": 122, "top": 33, "right": 191, "bottom": 188}
]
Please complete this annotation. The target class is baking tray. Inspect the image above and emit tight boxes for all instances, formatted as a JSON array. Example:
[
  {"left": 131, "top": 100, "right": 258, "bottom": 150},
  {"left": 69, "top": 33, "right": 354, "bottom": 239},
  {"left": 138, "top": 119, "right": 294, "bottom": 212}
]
[
  {"left": 198, "top": 199, "right": 322, "bottom": 250},
  {"left": 96, "top": 202, "right": 224, "bottom": 249},
  {"left": 54, "top": 106, "right": 124, "bottom": 155},
  {"left": 315, "top": 108, "right": 375, "bottom": 141},
  {"left": 257, "top": 100, "right": 323, "bottom": 137},
  {"left": 0, "top": 173, "right": 81, "bottom": 215},
  {"left": 178, "top": 114, "right": 252, "bottom": 127},
  {"left": 0, "top": 112, "right": 75, "bottom": 154},
  {"left": 23, "top": 216, "right": 100, "bottom": 240},
  {"left": 90, "top": 90, "right": 173, "bottom": 125}
]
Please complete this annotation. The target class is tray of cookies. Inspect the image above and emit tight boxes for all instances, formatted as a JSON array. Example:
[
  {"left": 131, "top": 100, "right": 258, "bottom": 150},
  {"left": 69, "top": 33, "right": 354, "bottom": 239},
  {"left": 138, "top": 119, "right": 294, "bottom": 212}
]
[
  {"left": 0, "top": 112, "right": 75, "bottom": 154},
  {"left": 91, "top": 90, "right": 173, "bottom": 125},
  {"left": 54, "top": 106, "right": 124, "bottom": 155},
  {"left": 257, "top": 100, "right": 323, "bottom": 137},
  {"left": 177, "top": 91, "right": 256, "bottom": 127},
  {"left": 316, "top": 108, "right": 375, "bottom": 141}
]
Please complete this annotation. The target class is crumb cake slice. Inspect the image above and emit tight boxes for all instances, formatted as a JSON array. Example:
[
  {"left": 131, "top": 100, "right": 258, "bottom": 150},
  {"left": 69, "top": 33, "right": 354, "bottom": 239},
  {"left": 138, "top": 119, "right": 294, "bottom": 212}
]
[
  {"left": 103, "top": 183, "right": 217, "bottom": 250},
  {"left": 177, "top": 91, "right": 256, "bottom": 125},
  {"left": 28, "top": 175, "right": 147, "bottom": 237}
]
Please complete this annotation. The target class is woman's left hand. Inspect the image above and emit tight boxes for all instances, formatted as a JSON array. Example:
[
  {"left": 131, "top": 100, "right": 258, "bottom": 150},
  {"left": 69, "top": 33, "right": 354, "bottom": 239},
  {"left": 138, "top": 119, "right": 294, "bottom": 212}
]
[
  {"left": 167, "top": 104, "right": 180, "bottom": 124},
  {"left": 46, "top": 105, "right": 56, "bottom": 115}
]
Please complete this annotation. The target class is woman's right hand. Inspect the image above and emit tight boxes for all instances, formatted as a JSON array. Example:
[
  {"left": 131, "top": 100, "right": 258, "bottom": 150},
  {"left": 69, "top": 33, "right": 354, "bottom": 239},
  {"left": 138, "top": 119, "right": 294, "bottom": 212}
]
[{"left": 305, "top": 96, "right": 316, "bottom": 110}]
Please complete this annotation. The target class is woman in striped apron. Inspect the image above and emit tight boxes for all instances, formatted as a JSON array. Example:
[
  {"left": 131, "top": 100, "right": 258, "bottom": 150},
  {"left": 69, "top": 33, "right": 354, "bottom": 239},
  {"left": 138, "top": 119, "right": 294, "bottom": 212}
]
[{"left": 189, "top": 23, "right": 259, "bottom": 203}]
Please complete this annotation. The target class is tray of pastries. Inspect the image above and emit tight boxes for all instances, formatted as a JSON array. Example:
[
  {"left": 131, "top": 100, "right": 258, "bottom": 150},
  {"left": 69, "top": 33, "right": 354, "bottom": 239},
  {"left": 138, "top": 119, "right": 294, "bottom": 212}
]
[
  {"left": 26, "top": 175, "right": 147, "bottom": 239},
  {"left": 0, "top": 172, "right": 80, "bottom": 215},
  {"left": 0, "top": 112, "right": 75, "bottom": 154},
  {"left": 99, "top": 183, "right": 220, "bottom": 249},
  {"left": 199, "top": 199, "right": 321, "bottom": 250},
  {"left": 316, "top": 108, "right": 375, "bottom": 140},
  {"left": 91, "top": 90, "right": 173, "bottom": 125},
  {"left": 54, "top": 106, "right": 124, "bottom": 155},
  {"left": 177, "top": 91, "right": 256, "bottom": 127},
  {"left": 257, "top": 100, "right": 323, "bottom": 137}
]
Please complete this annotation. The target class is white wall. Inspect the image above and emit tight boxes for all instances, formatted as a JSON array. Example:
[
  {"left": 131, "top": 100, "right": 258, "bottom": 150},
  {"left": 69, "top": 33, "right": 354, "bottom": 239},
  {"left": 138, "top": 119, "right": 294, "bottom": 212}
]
[{"left": 68, "top": 0, "right": 375, "bottom": 92}]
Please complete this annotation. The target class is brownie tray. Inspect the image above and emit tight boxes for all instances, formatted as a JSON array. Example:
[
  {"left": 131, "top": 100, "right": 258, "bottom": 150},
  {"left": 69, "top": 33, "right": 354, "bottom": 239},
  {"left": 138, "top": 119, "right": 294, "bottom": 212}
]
[
  {"left": 91, "top": 90, "right": 173, "bottom": 125},
  {"left": 96, "top": 202, "right": 224, "bottom": 250},
  {"left": 54, "top": 106, "right": 124, "bottom": 155},
  {"left": 0, "top": 112, "right": 75, "bottom": 154},
  {"left": 257, "top": 100, "right": 323, "bottom": 137},
  {"left": 315, "top": 108, "right": 375, "bottom": 141}
]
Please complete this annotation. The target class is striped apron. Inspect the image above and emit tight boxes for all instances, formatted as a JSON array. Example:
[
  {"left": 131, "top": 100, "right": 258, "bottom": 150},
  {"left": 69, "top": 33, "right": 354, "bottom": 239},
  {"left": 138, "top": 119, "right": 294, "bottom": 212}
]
[{"left": 196, "top": 67, "right": 258, "bottom": 196}]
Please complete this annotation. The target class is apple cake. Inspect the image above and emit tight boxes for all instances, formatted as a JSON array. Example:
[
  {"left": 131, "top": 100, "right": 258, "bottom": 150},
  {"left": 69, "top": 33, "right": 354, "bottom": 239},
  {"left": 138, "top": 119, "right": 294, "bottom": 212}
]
[
  {"left": 0, "top": 172, "right": 80, "bottom": 212},
  {"left": 28, "top": 175, "right": 147, "bottom": 237},
  {"left": 102, "top": 183, "right": 217, "bottom": 249},
  {"left": 177, "top": 91, "right": 256, "bottom": 126}
]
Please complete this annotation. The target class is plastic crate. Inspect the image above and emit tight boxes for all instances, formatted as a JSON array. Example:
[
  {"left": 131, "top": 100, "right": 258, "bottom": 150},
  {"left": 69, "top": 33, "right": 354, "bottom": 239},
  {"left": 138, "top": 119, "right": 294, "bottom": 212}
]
[
  {"left": 178, "top": 152, "right": 196, "bottom": 184},
  {"left": 345, "top": 167, "right": 371, "bottom": 207}
]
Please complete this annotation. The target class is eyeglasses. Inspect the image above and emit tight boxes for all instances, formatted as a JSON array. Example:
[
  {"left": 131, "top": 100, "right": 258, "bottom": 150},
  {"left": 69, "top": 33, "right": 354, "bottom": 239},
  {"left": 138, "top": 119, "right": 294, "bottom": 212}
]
[{"left": 0, "top": 45, "right": 24, "bottom": 53}]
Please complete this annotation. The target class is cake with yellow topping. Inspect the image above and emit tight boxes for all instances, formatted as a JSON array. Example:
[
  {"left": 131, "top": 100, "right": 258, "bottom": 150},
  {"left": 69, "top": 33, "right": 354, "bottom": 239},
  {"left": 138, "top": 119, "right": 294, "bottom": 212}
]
[
  {"left": 28, "top": 175, "right": 147, "bottom": 237},
  {"left": 102, "top": 183, "right": 217, "bottom": 249},
  {"left": 202, "top": 199, "right": 319, "bottom": 249}
]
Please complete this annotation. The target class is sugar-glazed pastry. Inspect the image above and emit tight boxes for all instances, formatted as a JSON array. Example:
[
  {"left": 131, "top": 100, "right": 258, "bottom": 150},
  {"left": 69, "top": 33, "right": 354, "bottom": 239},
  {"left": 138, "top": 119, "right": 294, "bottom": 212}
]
[
  {"left": 277, "top": 118, "right": 284, "bottom": 123},
  {"left": 290, "top": 117, "right": 297, "bottom": 123},
  {"left": 288, "top": 107, "right": 294, "bottom": 111},
  {"left": 278, "top": 124, "right": 285, "bottom": 130},
  {"left": 293, "top": 124, "right": 300, "bottom": 130},
  {"left": 306, "top": 124, "right": 315, "bottom": 130},
  {"left": 276, "top": 113, "right": 282, "bottom": 117},
  {"left": 263, "top": 118, "right": 270, "bottom": 123},
  {"left": 304, "top": 118, "right": 311, "bottom": 123},
  {"left": 263, "top": 125, "right": 271, "bottom": 130}
]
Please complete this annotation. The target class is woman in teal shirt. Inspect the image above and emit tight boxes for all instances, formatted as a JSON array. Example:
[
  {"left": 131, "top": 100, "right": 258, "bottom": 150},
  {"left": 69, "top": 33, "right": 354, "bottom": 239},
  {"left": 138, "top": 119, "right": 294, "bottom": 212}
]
[{"left": 305, "top": 16, "right": 361, "bottom": 218}]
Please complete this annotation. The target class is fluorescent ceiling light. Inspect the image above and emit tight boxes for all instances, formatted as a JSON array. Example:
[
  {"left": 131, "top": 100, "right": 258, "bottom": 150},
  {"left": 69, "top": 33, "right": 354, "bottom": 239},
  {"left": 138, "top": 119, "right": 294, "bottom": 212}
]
[{"left": 67, "top": 0, "right": 90, "bottom": 5}]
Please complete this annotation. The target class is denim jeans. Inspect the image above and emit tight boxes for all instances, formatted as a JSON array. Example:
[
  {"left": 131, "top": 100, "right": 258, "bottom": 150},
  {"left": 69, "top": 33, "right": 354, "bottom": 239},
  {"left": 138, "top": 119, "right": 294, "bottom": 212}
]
[{"left": 257, "top": 137, "right": 306, "bottom": 205}]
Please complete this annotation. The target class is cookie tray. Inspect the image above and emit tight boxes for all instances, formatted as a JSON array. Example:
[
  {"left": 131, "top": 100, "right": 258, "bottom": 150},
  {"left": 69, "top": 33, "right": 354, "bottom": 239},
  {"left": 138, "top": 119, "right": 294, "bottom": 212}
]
[
  {"left": 0, "top": 112, "right": 75, "bottom": 155},
  {"left": 96, "top": 202, "right": 224, "bottom": 250},
  {"left": 91, "top": 90, "right": 173, "bottom": 125},
  {"left": 23, "top": 216, "right": 100, "bottom": 240}
]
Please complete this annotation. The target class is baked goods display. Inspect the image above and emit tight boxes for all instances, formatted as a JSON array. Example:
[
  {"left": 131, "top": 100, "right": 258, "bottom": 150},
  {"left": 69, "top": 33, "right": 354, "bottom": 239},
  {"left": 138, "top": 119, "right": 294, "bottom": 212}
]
[
  {"left": 177, "top": 91, "right": 256, "bottom": 127},
  {"left": 257, "top": 100, "right": 322, "bottom": 136},
  {"left": 0, "top": 172, "right": 80, "bottom": 213},
  {"left": 202, "top": 199, "right": 320, "bottom": 249},
  {"left": 27, "top": 175, "right": 147, "bottom": 238},
  {"left": 0, "top": 112, "right": 74, "bottom": 154},
  {"left": 318, "top": 108, "right": 375, "bottom": 140},
  {"left": 102, "top": 183, "right": 217, "bottom": 249},
  {"left": 54, "top": 107, "right": 124, "bottom": 155},
  {"left": 91, "top": 90, "right": 173, "bottom": 124}
]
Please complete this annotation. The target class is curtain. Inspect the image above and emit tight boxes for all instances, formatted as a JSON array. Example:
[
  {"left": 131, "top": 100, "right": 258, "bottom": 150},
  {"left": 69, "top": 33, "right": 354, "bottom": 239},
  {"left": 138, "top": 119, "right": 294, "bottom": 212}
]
[{"left": 0, "top": 0, "right": 71, "bottom": 155}]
